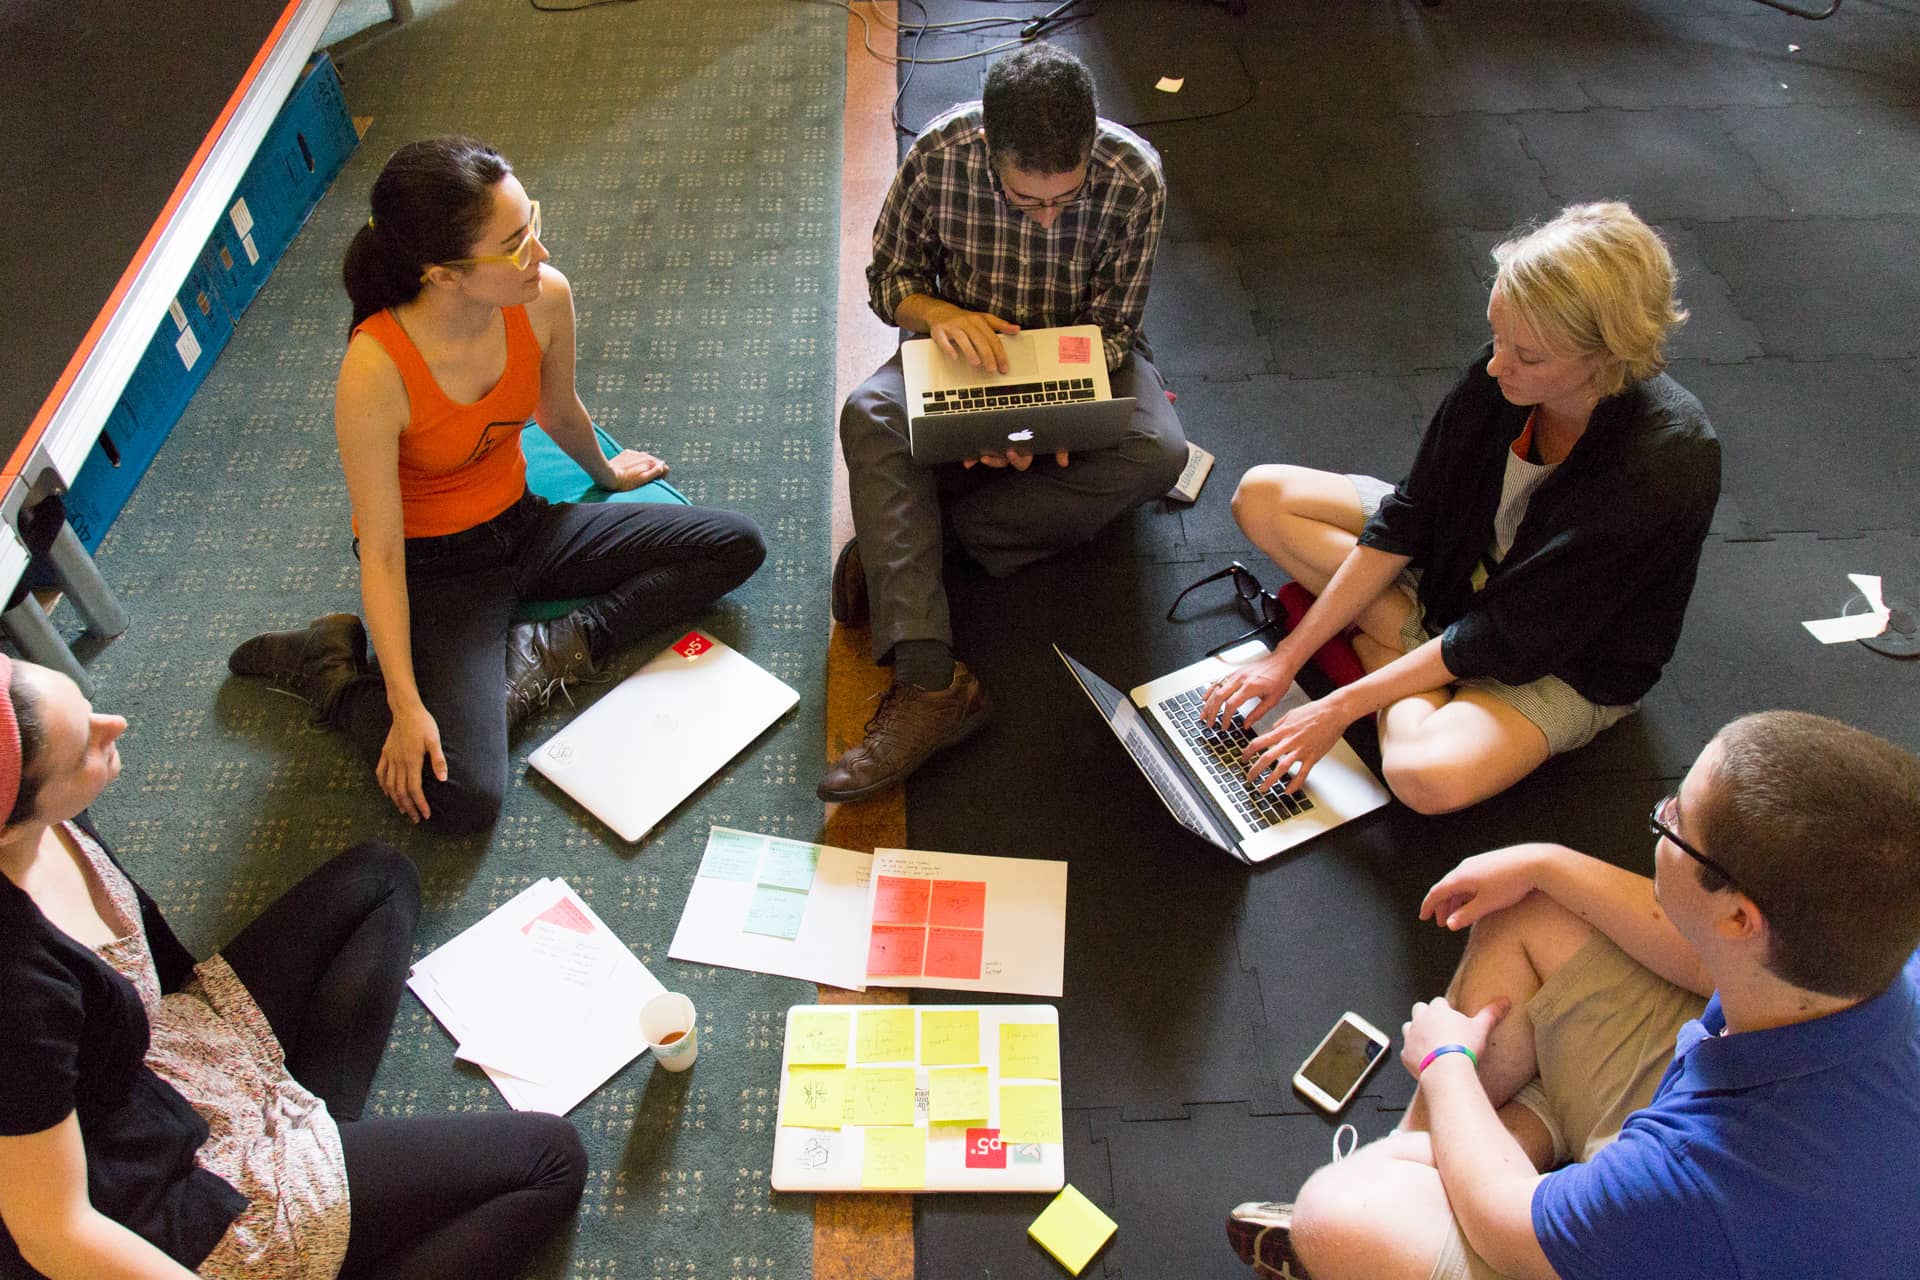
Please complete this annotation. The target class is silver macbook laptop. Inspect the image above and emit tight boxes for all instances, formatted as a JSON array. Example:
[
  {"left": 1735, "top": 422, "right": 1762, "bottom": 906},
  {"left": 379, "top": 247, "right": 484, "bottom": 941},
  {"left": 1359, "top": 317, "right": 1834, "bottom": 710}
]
[
  {"left": 1056, "top": 642, "right": 1390, "bottom": 863},
  {"left": 901, "top": 323, "right": 1137, "bottom": 465},
  {"left": 528, "top": 631, "right": 799, "bottom": 843}
]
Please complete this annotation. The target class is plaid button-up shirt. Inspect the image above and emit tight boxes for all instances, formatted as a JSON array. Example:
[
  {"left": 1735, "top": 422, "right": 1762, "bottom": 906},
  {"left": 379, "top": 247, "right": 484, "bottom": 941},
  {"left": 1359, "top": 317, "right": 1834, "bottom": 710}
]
[{"left": 866, "top": 103, "right": 1166, "bottom": 373}]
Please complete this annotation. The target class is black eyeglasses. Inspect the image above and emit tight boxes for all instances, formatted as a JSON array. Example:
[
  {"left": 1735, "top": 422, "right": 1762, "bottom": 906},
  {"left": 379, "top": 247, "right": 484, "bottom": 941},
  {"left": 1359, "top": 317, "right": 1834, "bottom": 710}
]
[
  {"left": 990, "top": 157, "right": 1092, "bottom": 212},
  {"left": 1167, "top": 561, "right": 1286, "bottom": 656},
  {"left": 1648, "top": 792, "right": 1764, "bottom": 912}
]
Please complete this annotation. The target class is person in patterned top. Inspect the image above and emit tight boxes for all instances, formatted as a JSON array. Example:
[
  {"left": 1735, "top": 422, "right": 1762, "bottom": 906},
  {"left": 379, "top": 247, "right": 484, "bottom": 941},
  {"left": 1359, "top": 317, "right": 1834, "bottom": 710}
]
[{"left": 823, "top": 41, "right": 1187, "bottom": 803}]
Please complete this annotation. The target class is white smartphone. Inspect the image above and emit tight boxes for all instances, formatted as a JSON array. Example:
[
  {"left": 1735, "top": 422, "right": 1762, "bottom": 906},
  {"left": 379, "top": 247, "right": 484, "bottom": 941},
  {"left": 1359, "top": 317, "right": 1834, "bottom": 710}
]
[{"left": 1292, "top": 1011, "right": 1392, "bottom": 1114}]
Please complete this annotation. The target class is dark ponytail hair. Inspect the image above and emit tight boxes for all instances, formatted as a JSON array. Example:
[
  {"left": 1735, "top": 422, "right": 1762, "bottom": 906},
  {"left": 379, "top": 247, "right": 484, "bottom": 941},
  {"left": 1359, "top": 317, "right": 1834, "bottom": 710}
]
[{"left": 342, "top": 136, "right": 513, "bottom": 334}]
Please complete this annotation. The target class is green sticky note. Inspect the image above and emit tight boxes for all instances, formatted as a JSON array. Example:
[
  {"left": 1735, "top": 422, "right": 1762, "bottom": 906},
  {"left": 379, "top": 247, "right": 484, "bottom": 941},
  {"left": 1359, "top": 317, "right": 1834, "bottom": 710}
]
[
  {"left": 998, "top": 1083, "right": 1063, "bottom": 1143},
  {"left": 861, "top": 1126, "right": 926, "bottom": 1189},
  {"left": 1000, "top": 1022, "right": 1061, "bottom": 1080},
  {"left": 743, "top": 884, "right": 808, "bottom": 939},
  {"left": 919, "top": 1009, "right": 981, "bottom": 1066},
  {"left": 757, "top": 837, "right": 820, "bottom": 892},
  {"left": 856, "top": 1008, "right": 915, "bottom": 1063},
  {"left": 780, "top": 1066, "right": 845, "bottom": 1129},
  {"left": 787, "top": 1011, "right": 850, "bottom": 1065},
  {"left": 847, "top": 1067, "right": 917, "bottom": 1126},
  {"left": 699, "top": 827, "right": 764, "bottom": 881},
  {"left": 1028, "top": 1184, "right": 1117, "bottom": 1275},
  {"left": 928, "top": 1065, "right": 990, "bottom": 1123}
]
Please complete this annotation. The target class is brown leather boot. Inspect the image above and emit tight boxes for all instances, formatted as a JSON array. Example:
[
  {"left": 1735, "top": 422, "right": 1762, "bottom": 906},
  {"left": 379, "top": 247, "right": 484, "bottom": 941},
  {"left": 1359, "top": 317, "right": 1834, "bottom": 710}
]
[
  {"left": 831, "top": 538, "right": 868, "bottom": 628},
  {"left": 504, "top": 613, "right": 604, "bottom": 732},
  {"left": 227, "top": 614, "right": 368, "bottom": 723},
  {"left": 816, "top": 662, "right": 989, "bottom": 802}
]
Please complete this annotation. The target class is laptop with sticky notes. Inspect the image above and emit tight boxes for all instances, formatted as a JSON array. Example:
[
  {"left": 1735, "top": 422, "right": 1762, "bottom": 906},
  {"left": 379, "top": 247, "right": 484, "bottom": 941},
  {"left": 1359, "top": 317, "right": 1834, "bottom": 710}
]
[
  {"left": 901, "top": 323, "right": 1138, "bottom": 465},
  {"left": 527, "top": 631, "right": 798, "bottom": 842}
]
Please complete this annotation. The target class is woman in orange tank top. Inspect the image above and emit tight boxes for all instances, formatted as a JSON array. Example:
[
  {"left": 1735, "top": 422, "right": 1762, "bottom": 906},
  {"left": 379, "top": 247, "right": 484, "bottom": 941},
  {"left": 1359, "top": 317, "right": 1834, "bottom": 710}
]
[{"left": 227, "top": 138, "right": 765, "bottom": 834}]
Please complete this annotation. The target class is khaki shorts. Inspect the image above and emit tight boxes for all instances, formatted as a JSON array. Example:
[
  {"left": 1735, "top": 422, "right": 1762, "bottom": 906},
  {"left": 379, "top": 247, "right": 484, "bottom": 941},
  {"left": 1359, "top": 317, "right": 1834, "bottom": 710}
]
[
  {"left": 1427, "top": 934, "right": 1708, "bottom": 1280},
  {"left": 1347, "top": 473, "right": 1637, "bottom": 756}
]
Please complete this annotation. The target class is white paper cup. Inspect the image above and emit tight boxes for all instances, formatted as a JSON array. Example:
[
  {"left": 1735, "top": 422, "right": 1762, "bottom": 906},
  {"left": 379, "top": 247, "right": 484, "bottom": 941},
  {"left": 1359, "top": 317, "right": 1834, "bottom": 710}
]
[{"left": 641, "top": 992, "right": 698, "bottom": 1071}]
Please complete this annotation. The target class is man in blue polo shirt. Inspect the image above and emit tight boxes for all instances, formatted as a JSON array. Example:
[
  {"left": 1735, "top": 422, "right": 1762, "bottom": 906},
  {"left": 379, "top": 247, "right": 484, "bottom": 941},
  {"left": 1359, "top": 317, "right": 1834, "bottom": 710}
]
[{"left": 1228, "top": 710, "right": 1920, "bottom": 1279}]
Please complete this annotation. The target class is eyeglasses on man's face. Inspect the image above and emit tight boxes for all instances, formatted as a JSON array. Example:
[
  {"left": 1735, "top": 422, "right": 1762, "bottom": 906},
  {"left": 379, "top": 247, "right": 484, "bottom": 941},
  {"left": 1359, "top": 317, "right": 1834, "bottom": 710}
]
[
  {"left": 993, "top": 162, "right": 1091, "bottom": 212},
  {"left": 1648, "top": 791, "right": 1764, "bottom": 912},
  {"left": 429, "top": 200, "right": 544, "bottom": 276},
  {"left": 1167, "top": 561, "right": 1286, "bottom": 656}
]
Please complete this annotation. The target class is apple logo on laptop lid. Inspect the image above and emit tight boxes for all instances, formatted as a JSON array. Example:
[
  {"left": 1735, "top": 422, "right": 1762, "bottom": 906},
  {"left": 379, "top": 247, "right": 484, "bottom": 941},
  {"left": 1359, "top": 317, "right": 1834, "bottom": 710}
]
[{"left": 1007, "top": 428, "right": 1035, "bottom": 442}]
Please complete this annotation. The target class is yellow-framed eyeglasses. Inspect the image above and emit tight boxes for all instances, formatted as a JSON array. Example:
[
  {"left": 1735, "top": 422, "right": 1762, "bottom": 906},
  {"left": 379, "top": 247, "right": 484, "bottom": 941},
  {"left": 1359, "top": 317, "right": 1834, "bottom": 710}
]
[{"left": 423, "top": 201, "right": 543, "bottom": 280}]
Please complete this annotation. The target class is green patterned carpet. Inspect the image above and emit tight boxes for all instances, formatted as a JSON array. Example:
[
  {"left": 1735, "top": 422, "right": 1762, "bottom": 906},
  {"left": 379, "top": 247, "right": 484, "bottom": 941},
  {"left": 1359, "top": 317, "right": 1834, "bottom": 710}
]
[{"left": 77, "top": 1, "right": 842, "bottom": 1274}]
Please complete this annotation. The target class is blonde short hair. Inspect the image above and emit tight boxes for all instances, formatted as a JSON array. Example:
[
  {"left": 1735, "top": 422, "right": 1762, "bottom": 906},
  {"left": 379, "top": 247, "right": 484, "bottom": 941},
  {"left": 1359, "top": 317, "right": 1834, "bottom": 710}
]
[{"left": 1491, "top": 202, "right": 1688, "bottom": 400}]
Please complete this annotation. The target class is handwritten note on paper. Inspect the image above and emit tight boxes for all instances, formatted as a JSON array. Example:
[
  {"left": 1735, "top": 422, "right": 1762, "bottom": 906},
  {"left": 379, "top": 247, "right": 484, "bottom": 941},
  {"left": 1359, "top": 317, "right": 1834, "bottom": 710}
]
[
  {"left": 847, "top": 1067, "right": 918, "bottom": 1126},
  {"left": 867, "top": 924, "right": 927, "bottom": 977},
  {"left": 1000, "top": 1023, "right": 1061, "bottom": 1081},
  {"left": 522, "top": 920, "right": 619, "bottom": 988},
  {"left": 872, "top": 874, "right": 932, "bottom": 924},
  {"left": 928, "top": 879, "right": 987, "bottom": 929},
  {"left": 923, "top": 927, "right": 985, "bottom": 980},
  {"left": 999, "top": 1083, "right": 1063, "bottom": 1143},
  {"left": 787, "top": 1011, "right": 851, "bottom": 1065},
  {"left": 918, "top": 1009, "right": 980, "bottom": 1066},
  {"left": 928, "top": 1066, "right": 991, "bottom": 1123},
  {"left": 861, "top": 1125, "right": 927, "bottom": 1189},
  {"left": 781, "top": 1066, "right": 846, "bottom": 1128},
  {"left": 698, "top": 828, "right": 764, "bottom": 881},
  {"left": 743, "top": 885, "right": 808, "bottom": 939},
  {"left": 758, "top": 838, "right": 821, "bottom": 892},
  {"left": 856, "top": 1008, "right": 916, "bottom": 1063}
]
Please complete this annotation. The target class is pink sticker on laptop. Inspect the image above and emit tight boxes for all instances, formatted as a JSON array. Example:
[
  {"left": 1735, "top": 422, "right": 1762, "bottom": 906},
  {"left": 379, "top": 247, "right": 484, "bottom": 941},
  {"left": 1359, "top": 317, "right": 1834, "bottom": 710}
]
[
  {"left": 671, "top": 631, "right": 712, "bottom": 660},
  {"left": 1057, "top": 334, "right": 1092, "bottom": 364}
]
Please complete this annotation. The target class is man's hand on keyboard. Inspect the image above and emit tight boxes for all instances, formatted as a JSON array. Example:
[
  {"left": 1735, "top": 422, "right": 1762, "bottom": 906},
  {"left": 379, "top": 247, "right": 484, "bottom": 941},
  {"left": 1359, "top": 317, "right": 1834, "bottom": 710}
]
[
  {"left": 1240, "top": 695, "right": 1348, "bottom": 796},
  {"left": 925, "top": 301, "right": 1021, "bottom": 373},
  {"left": 966, "top": 447, "right": 1072, "bottom": 471}
]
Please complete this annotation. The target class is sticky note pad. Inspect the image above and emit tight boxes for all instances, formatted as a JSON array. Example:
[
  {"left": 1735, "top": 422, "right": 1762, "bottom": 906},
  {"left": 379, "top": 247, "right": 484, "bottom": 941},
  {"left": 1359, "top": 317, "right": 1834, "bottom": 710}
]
[
  {"left": 787, "top": 1011, "right": 850, "bottom": 1065},
  {"left": 780, "top": 1066, "right": 845, "bottom": 1129},
  {"left": 847, "top": 1067, "right": 917, "bottom": 1127},
  {"left": 699, "top": 828, "right": 763, "bottom": 881},
  {"left": 998, "top": 1083, "right": 1063, "bottom": 1143},
  {"left": 861, "top": 1126, "right": 927, "bottom": 1189},
  {"left": 919, "top": 1009, "right": 980, "bottom": 1066},
  {"left": 924, "top": 927, "right": 984, "bottom": 979},
  {"left": 867, "top": 924, "right": 926, "bottom": 977},
  {"left": 758, "top": 837, "right": 820, "bottom": 892},
  {"left": 928, "top": 1066, "right": 990, "bottom": 1123},
  {"left": 1000, "top": 1022, "right": 1061, "bottom": 1080},
  {"left": 872, "top": 874, "right": 932, "bottom": 924},
  {"left": 1028, "top": 1184, "right": 1117, "bottom": 1275},
  {"left": 743, "top": 884, "right": 807, "bottom": 939},
  {"left": 856, "top": 1008, "right": 916, "bottom": 1063}
]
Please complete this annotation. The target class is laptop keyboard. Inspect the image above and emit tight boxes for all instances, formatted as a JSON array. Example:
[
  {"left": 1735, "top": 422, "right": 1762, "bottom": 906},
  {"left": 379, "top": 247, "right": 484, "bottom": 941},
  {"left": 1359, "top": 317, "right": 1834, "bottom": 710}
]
[
  {"left": 1156, "top": 688, "right": 1315, "bottom": 832},
  {"left": 919, "top": 378, "right": 1097, "bottom": 414}
]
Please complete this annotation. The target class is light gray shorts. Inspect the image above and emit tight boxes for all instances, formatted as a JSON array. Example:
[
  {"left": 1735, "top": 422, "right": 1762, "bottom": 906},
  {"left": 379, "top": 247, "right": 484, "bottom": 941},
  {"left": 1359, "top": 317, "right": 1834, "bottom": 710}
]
[{"left": 1347, "top": 474, "right": 1636, "bottom": 756}]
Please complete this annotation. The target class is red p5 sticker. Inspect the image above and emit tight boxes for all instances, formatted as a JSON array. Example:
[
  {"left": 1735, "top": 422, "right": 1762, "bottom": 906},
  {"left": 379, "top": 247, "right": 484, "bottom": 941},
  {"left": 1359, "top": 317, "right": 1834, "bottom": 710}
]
[
  {"left": 965, "top": 1128, "right": 1006, "bottom": 1169},
  {"left": 672, "top": 632, "right": 711, "bottom": 660}
]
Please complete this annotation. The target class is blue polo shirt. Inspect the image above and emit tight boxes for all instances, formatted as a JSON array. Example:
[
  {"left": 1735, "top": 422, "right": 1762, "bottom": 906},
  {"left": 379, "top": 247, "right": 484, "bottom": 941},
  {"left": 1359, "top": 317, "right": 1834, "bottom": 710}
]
[{"left": 1531, "top": 949, "right": 1920, "bottom": 1279}]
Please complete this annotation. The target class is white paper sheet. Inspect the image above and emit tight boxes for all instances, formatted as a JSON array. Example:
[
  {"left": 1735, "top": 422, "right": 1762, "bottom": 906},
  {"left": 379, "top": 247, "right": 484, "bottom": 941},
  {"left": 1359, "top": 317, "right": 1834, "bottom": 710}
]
[
  {"left": 667, "top": 827, "right": 875, "bottom": 990},
  {"left": 1802, "top": 572, "right": 1891, "bottom": 644},
  {"left": 864, "top": 848, "right": 1068, "bottom": 999}
]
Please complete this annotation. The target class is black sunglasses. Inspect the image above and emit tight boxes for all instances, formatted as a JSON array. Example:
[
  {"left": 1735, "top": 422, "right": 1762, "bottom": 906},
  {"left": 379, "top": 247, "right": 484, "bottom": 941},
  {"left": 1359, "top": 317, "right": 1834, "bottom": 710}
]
[
  {"left": 1649, "top": 792, "right": 1765, "bottom": 913},
  {"left": 1167, "top": 561, "right": 1286, "bottom": 656}
]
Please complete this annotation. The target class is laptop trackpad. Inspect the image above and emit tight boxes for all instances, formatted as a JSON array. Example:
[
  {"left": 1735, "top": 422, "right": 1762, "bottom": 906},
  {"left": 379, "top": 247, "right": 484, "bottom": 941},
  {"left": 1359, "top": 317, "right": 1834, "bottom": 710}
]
[{"left": 930, "top": 332, "right": 1040, "bottom": 382}]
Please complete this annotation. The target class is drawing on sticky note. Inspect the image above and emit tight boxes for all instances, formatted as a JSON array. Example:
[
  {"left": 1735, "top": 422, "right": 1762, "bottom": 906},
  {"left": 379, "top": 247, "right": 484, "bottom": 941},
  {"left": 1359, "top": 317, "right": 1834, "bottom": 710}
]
[
  {"left": 924, "top": 927, "right": 985, "bottom": 980},
  {"left": 867, "top": 923, "right": 927, "bottom": 976},
  {"left": 872, "top": 874, "right": 932, "bottom": 924},
  {"left": 928, "top": 879, "right": 987, "bottom": 928},
  {"left": 1058, "top": 334, "right": 1092, "bottom": 364}
]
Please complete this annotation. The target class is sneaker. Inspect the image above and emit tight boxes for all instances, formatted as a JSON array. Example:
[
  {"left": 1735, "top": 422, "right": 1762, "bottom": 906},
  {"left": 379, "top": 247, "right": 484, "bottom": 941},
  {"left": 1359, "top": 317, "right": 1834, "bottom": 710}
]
[
  {"left": 1226, "top": 1201, "right": 1309, "bottom": 1278},
  {"left": 831, "top": 538, "right": 868, "bottom": 628},
  {"left": 227, "top": 614, "right": 368, "bottom": 723},
  {"left": 816, "top": 662, "right": 988, "bottom": 802}
]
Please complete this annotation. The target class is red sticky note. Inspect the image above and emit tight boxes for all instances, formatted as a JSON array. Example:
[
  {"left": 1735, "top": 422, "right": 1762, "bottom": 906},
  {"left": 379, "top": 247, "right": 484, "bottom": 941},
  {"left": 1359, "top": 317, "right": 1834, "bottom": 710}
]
[
  {"left": 867, "top": 924, "right": 927, "bottom": 977},
  {"left": 672, "top": 631, "right": 711, "bottom": 659},
  {"left": 965, "top": 1128, "right": 1007, "bottom": 1169},
  {"left": 923, "top": 927, "right": 984, "bottom": 980},
  {"left": 524, "top": 896, "right": 594, "bottom": 935},
  {"left": 1058, "top": 334, "right": 1092, "bottom": 364},
  {"left": 872, "top": 875, "right": 932, "bottom": 925},
  {"left": 927, "top": 879, "right": 987, "bottom": 929}
]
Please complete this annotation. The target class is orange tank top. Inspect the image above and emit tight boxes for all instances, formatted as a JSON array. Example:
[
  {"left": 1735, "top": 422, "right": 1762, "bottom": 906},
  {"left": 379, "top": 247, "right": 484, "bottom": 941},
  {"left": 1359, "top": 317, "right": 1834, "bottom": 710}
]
[{"left": 353, "top": 305, "right": 542, "bottom": 538}]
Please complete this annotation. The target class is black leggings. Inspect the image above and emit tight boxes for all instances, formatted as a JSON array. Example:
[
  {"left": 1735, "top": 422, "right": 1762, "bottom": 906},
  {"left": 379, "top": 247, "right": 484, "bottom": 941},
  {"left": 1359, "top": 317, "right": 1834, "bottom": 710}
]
[{"left": 221, "top": 844, "right": 587, "bottom": 1279}]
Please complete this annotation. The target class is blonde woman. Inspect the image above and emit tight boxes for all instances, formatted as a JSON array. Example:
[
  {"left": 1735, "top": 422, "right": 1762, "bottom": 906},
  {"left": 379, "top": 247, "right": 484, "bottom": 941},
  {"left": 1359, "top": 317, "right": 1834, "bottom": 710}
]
[{"left": 1205, "top": 203, "right": 1720, "bottom": 814}]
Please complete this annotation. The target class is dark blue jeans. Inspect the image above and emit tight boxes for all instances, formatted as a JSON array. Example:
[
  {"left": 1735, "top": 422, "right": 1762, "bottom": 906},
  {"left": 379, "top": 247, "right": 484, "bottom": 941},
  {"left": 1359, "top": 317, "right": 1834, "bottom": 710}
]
[{"left": 334, "top": 491, "right": 765, "bottom": 833}]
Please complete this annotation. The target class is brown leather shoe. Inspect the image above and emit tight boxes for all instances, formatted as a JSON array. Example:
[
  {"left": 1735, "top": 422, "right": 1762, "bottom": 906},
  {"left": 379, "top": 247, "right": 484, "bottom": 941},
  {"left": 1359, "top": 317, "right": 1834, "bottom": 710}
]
[
  {"left": 817, "top": 662, "right": 988, "bottom": 802},
  {"left": 831, "top": 538, "right": 868, "bottom": 628},
  {"left": 505, "top": 613, "right": 604, "bottom": 732},
  {"left": 228, "top": 614, "right": 368, "bottom": 723}
]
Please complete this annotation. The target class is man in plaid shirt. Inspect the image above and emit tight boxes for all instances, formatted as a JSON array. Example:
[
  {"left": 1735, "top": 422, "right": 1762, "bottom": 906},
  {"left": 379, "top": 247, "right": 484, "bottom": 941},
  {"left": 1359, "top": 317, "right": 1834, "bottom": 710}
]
[{"left": 820, "top": 42, "right": 1187, "bottom": 803}]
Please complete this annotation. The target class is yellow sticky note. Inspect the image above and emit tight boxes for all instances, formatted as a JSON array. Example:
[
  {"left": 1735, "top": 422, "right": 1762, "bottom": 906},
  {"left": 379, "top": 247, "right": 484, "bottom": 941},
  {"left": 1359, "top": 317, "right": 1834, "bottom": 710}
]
[
  {"left": 857, "top": 1008, "right": 916, "bottom": 1063},
  {"left": 847, "top": 1067, "right": 917, "bottom": 1126},
  {"left": 998, "top": 1083, "right": 1063, "bottom": 1143},
  {"left": 780, "top": 1066, "right": 845, "bottom": 1129},
  {"left": 928, "top": 1065, "right": 990, "bottom": 1123},
  {"left": 1000, "top": 1022, "right": 1061, "bottom": 1080},
  {"left": 787, "top": 1012, "right": 851, "bottom": 1065},
  {"left": 919, "top": 1009, "right": 981, "bottom": 1066},
  {"left": 861, "top": 1126, "right": 927, "bottom": 1189},
  {"left": 1028, "top": 1184, "right": 1117, "bottom": 1275}
]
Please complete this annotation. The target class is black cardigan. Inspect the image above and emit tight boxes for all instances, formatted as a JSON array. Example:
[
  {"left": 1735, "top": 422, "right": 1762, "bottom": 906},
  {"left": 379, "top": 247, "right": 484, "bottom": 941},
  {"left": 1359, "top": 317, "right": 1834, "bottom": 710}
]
[
  {"left": 0, "top": 814, "right": 245, "bottom": 1277},
  {"left": 1358, "top": 345, "right": 1721, "bottom": 707}
]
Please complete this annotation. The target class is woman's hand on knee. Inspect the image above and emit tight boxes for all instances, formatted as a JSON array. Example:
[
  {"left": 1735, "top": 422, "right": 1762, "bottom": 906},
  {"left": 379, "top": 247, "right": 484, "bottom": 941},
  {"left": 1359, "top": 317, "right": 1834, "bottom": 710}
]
[
  {"left": 603, "top": 449, "right": 669, "bottom": 491},
  {"left": 378, "top": 705, "right": 447, "bottom": 824}
]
